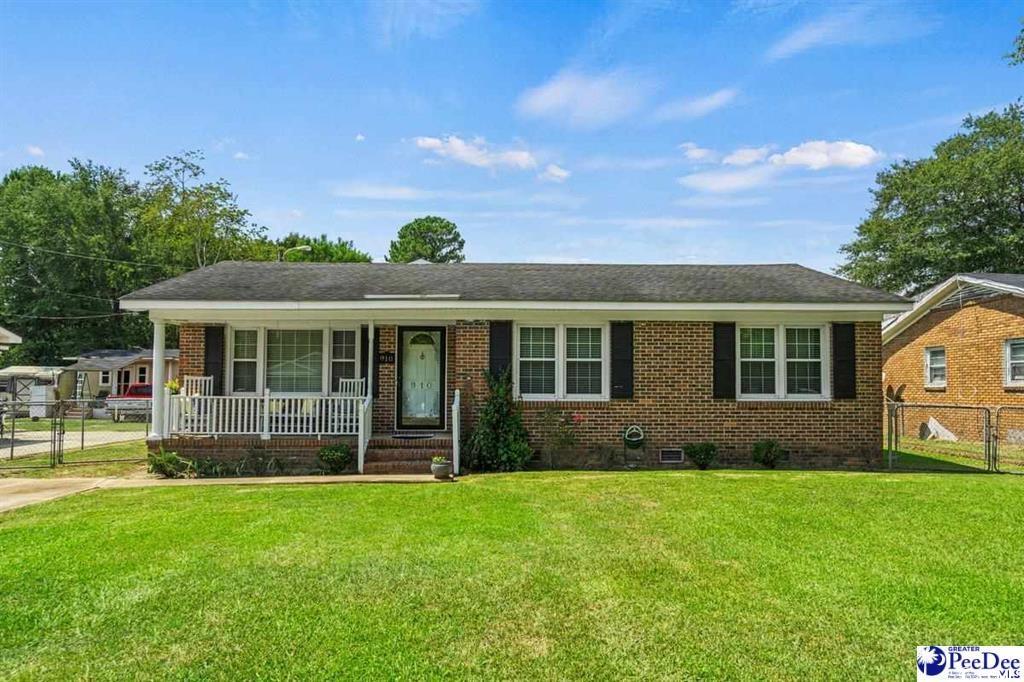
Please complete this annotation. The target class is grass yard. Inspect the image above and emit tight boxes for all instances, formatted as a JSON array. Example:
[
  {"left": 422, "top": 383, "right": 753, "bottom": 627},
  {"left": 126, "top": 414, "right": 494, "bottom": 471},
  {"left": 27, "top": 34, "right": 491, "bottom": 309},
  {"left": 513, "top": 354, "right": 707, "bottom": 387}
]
[
  {"left": 890, "top": 436, "right": 1024, "bottom": 473},
  {"left": 3, "top": 417, "right": 148, "bottom": 433},
  {"left": 0, "top": 442, "right": 147, "bottom": 479},
  {"left": 1, "top": 471, "right": 1022, "bottom": 679}
]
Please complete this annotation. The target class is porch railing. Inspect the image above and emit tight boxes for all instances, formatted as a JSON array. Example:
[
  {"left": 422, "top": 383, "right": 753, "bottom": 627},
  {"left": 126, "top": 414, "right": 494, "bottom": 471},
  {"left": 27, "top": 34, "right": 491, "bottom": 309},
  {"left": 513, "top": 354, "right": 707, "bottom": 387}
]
[
  {"left": 452, "top": 389, "right": 460, "bottom": 475},
  {"left": 181, "top": 375, "right": 214, "bottom": 396},
  {"left": 168, "top": 392, "right": 364, "bottom": 438}
]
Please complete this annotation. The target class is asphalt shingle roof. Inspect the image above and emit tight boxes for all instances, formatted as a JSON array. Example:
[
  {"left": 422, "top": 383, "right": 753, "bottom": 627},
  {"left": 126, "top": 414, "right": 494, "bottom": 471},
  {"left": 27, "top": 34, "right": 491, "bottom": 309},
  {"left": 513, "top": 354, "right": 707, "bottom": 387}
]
[{"left": 121, "top": 261, "right": 907, "bottom": 305}]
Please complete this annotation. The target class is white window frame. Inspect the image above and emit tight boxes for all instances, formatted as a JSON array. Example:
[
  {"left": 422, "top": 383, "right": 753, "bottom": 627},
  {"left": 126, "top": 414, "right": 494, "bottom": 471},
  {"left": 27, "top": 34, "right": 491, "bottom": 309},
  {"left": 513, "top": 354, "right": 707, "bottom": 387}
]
[
  {"left": 227, "top": 325, "right": 361, "bottom": 396},
  {"left": 924, "top": 346, "right": 947, "bottom": 389},
  {"left": 1005, "top": 339, "right": 1024, "bottom": 388},
  {"left": 329, "top": 328, "right": 361, "bottom": 395},
  {"left": 736, "top": 323, "right": 831, "bottom": 401},
  {"left": 137, "top": 365, "right": 148, "bottom": 385},
  {"left": 513, "top": 323, "right": 610, "bottom": 402},
  {"left": 99, "top": 370, "right": 110, "bottom": 386}
]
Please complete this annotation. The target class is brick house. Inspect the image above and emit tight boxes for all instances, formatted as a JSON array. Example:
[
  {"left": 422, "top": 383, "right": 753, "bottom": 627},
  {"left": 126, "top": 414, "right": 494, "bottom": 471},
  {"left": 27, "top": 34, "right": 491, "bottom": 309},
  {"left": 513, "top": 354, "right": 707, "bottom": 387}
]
[
  {"left": 120, "top": 262, "right": 908, "bottom": 473},
  {"left": 882, "top": 273, "right": 1024, "bottom": 442}
]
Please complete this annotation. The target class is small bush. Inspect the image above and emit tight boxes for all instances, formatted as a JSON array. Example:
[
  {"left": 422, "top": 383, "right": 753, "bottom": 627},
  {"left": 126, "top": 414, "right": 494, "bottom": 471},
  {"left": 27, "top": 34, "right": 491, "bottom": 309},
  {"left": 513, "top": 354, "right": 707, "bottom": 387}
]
[
  {"left": 467, "top": 369, "right": 533, "bottom": 472},
  {"left": 319, "top": 443, "right": 352, "bottom": 474},
  {"left": 431, "top": 455, "right": 449, "bottom": 465},
  {"left": 147, "top": 449, "right": 195, "bottom": 478},
  {"left": 752, "top": 439, "right": 785, "bottom": 469},
  {"left": 684, "top": 442, "right": 718, "bottom": 470}
]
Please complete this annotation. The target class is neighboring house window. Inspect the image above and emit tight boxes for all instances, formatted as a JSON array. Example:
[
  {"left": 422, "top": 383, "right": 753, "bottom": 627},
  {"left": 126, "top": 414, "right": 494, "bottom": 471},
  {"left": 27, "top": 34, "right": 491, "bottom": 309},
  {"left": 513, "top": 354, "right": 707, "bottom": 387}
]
[
  {"left": 738, "top": 325, "right": 830, "bottom": 399},
  {"left": 739, "top": 327, "right": 776, "bottom": 396},
  {"left": 137, "top": 365, "right": 148, "bottom": 384},
  {"left": 232, "top": 329, "right": 258, "bottom": 393},
  {"left": 1006, "top": 339, "right": 1024, "bottom": 387},
  {"left": 331, "top": 330, "right": 357, "bottom": 392},
  {"left": 266, "top": 329, "right": 322, "bottom": 393},
  {"left": 924, "top": 347, "right": 947, "bottom": 388},
  {"left": 518, "top": 326, "right": 556, "bottom": 397},
  {"left": 514, "top": 324, "right": 609, "bottom": 400},
  {"left": 565, "top": 327, "right": 603, "bottom": 396},
  {"left": 99, "top": 370, "right": 111, "bottom": 386}
]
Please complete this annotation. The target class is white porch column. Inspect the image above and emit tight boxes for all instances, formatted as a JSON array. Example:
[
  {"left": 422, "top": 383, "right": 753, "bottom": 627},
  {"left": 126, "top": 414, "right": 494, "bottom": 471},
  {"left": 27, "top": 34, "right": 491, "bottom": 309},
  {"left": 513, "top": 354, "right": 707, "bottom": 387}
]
[{"left": 148, "top": 320, "right": 167, "bottom": 441}]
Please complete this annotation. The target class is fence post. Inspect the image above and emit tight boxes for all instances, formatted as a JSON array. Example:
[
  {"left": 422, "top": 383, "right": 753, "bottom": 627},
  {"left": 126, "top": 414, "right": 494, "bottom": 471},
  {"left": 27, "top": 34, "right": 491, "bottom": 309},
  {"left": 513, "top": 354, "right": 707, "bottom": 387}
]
[
  {"left": 80, "top": 402, "right": 85, "bottom": 451},
  {"left": 8, "top": 405, "right": 14, "bottom": 461},
  {"left": 262, "top": 389, "right": 271, "bottom": 440}
]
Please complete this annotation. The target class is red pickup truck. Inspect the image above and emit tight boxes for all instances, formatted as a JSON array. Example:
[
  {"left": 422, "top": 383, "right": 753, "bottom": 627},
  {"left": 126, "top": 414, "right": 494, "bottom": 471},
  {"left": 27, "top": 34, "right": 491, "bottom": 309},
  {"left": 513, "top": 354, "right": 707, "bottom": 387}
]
[{"left": 106, "top": 383, "right": 152, "bottom": 421}]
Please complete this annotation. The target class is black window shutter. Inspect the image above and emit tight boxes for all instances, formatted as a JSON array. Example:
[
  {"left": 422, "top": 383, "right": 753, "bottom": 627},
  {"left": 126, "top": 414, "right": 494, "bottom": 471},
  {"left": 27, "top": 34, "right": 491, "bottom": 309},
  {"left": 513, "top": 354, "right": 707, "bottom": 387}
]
[
  {"left": 712, "top": 323, "right": 736, "bottom": 400},
  {"left": 610, "top": 321, "right": 634, "bottom": 399},
  {"left": 832, "top": 323, "right": 857, "bottom": 399},
  {"left": 203, "top": 326, "right": 226, "bottom": 396},
  {"left": 372, "top": 332, "right": 381, "bottom": 399},
  {"left": 489, "top": 321, "right": 512, "bottom": 378}
]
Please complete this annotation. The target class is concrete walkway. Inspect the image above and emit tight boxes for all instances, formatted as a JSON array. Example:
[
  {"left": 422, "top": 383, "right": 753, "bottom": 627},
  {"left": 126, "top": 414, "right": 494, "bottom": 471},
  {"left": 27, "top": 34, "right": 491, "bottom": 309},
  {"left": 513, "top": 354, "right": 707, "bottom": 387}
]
[{"left": 0, "top": 474, "right": 442, "bottom": 513}]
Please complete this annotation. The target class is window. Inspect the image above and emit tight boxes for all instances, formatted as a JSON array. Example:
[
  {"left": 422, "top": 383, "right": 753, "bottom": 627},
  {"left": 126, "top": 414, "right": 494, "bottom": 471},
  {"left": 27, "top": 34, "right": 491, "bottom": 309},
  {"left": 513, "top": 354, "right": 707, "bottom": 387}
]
[
  {"left": 232, "top": 329, "right": 258, "bottom": 393},
  {"left": 785, "top": 327, "right": 822, "bottom": 395},
  {"left": 740, "top": 327, "right": 776, "bottom": 395},
  {"left": 565, "top": 327, "right": 603, "bottom": 396},
  {"left": 137, "top": 365, "right": 148, "bottom": 384},
  {"left": 738, "top": 324, "right": 830, "bottom": 399},
  {"left": 1006, "top": 339, "right": 1024, "bottom": 387},
  {"left": 331, "top": 330, "right": 357, "bottom": 392},
  {"left": 99, "top": 370, "right": 110, "bottom": 386},
  {"left": 924, "top": 347, "right": 946, "bottom": 388},
  {"left": 266, "top": 329, "right": 323, "bottom": 393},
  {"left": 518, "top": 326, "right": 556, "bottom": 396},
  {"left": 514, "top": 324, "right": 608, "bottom": 400}
]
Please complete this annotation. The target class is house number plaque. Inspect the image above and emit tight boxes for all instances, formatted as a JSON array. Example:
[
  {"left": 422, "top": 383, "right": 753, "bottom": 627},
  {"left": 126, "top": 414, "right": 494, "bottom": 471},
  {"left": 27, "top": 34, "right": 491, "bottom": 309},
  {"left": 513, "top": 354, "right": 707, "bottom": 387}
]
[{"left": 377, "top": 351, "right": 395, "bottom": 364}]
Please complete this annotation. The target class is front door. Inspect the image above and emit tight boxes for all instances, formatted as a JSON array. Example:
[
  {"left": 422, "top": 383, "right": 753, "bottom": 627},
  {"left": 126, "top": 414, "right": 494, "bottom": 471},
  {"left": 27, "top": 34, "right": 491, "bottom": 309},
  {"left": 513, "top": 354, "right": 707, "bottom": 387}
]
[{"left": 397, "top": 327, "right": 445, "bottom": 430}]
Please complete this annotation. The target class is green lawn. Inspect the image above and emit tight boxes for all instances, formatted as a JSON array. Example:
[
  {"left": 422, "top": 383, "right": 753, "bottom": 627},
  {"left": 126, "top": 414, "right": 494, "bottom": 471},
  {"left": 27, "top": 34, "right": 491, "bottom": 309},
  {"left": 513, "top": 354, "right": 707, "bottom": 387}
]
[
  {"left": 0, "top": 442, "right": 147, "bottom": 479},
  {"left": 1, "top": 471, "right": 1021, "bottom": 679},
  {"left": 3, "top": 417, "right": 148, "bottom": 432},
  {"left": 890, "top": 435, "right": 1024, "bottom": 473}
]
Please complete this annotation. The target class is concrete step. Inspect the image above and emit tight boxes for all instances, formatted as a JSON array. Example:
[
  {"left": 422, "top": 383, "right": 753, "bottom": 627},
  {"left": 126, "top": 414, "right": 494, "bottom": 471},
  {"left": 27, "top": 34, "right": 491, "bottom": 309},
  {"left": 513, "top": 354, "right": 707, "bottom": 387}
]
[{"left": 369, "top": 435, "right": 452, "bottom": 450}]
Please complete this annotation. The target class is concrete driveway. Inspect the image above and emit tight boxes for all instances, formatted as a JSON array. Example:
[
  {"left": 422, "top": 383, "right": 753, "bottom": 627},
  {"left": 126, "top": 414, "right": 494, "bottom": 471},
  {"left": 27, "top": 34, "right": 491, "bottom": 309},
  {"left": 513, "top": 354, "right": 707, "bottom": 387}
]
[{"left": 0, "top": 478, "right": 103, "bottom": 513}]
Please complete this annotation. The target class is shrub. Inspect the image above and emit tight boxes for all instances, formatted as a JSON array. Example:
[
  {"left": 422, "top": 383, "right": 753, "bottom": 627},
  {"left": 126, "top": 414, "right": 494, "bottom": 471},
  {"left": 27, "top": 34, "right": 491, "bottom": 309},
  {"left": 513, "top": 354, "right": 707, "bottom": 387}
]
[
  {"left": 319, "top": 443, "right": 352, "bottom": 474},
  {"left": 147, "top": 449, "right": 194, "bottom": 478},
  {"left": 467, "top": 369, "right": 533, "bottom": 472},
  {"left": 684, "top": 442, "right": 718, "bottom": 470},
  {"left": 539, "top": 406, "right": 580, "bottom": 468},
  {"left": 752, "top": 439, "right": 785, "bottom": 469},
  {"left": 432, "top": 455, "right": 449, "bottom": 465}
]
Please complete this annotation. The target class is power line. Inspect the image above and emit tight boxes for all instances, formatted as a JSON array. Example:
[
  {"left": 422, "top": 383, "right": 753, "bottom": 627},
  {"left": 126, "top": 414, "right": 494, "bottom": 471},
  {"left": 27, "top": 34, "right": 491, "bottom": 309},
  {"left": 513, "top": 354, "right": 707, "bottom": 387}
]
[
  {"left": 0, "top": 311, "right": 142, "bottom": 321},
  {"left": 0, "top": 238, "right": 166, "bottom": 268}
]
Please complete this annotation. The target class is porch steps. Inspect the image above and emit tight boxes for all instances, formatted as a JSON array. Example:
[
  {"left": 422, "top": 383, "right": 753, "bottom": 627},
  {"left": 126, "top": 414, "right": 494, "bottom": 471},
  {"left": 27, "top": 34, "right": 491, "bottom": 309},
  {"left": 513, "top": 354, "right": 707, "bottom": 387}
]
[{"left": 363, "top": 435, "right": 452, "bottom": 475}]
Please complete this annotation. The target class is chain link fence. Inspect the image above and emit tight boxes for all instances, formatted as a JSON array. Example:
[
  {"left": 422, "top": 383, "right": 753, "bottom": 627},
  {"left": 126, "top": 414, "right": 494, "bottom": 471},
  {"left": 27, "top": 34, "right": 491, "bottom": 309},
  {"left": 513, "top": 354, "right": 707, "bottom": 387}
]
[{"left": 0, "top": 399, "right": 149, "bottom": 471}]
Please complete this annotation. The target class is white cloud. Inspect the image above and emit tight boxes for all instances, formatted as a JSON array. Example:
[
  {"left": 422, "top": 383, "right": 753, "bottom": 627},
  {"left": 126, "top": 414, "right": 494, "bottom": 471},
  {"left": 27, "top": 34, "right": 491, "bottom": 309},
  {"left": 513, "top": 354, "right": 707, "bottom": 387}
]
[
  {"left": 654, "top": 88, "right": 739, "bottom": 122},
  {"left": 369, "top": 0, "right": 480, "bottom": 46},
  {"left": 334, "top": 182, "right": 432, "bottom": 201},
  {"left": 679, "top": 142, "right": 717, "bottom": 162},
  {"left": 517, "top": 69, "right": 655, "bottom": 129},
  {"left": 557, "top": 215, "right": 725, "bottom": 230},
  {"left": 674, "top": 195, "right": 769, "bottom": 209},
  {"left": 413, "top": 135, "right": 537, "bottom": 170},
  {"left": 765, "top": 4, "right": 939, "bottom": 62},
  {"left": 25, "top": 145, "right": 44, "bottom": 158},
  {"left": 678, "top": 166, "right": 779, "bottom": 194},
  {"left": 538, "top": 164, "right": 571, "bottom": 183},
  {"left": 354, "top": 133, "right": 366, "bottom": 142},
  {"left": 723, "top": 146, "right": 772, "bottom": 166},
  {"left": 769, "top": 140, "right": 882, "bottom": 169},
  {"left": 232, "top": 151, "right": 250, "bottom": 160},
  {"left": 289, "top": 209, "right": 304, "bottom": 219}
]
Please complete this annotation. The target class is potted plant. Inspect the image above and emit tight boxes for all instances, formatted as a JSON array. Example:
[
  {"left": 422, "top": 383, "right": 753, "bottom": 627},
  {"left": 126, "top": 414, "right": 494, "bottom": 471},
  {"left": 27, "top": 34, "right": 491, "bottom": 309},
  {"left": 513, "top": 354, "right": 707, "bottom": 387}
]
[{"left": 431, "top": 455, "right": 452, "bottom": 480}]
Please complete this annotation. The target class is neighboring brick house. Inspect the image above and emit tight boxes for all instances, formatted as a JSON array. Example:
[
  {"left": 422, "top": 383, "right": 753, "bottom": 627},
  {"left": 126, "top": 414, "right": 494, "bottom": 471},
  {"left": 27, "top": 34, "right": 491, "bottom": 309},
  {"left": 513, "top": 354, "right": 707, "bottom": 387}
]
[
  {"left": 881, "top": 273, "right": 1024, "bottom": 442},
  {"left": 120, "top": 262, "right": 908, "bottom": 473}
]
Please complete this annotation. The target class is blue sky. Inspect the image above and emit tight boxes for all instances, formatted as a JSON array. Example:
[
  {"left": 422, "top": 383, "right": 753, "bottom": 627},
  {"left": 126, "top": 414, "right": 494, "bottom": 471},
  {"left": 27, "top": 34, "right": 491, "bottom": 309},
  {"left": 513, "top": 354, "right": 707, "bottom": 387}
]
[{"left": 1, "top": 0, "right": 1020, "bottom": 270}]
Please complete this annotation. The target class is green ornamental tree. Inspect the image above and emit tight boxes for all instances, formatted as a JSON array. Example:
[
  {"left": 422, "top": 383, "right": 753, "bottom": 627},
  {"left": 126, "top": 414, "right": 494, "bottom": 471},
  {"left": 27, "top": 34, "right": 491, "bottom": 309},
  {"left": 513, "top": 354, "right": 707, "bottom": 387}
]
[
  {"left": 274, "top": 232, "right": 371, "bottom": 262},
  {"left": 387, "top": 216, "right": 465, "bottom": 263},
  {"left": 467, "top": 370, "right": 533, "bottom": 472},
  {"left": 837, "top": 103, "right": 1024, "bottom": 295}
]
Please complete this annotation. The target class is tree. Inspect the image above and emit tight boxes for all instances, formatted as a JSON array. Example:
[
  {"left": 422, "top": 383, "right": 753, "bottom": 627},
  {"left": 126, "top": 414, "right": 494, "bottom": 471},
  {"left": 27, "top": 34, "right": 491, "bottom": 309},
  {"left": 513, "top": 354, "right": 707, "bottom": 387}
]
[
  {"left": 274, "top": 232, "right": 371, "bottom": 262},
  {"left": 137, "top": 151, "right": 265, "bottom": 271},
  {"left": 837, "top": 103, "right": 1024, "bottom": 295},
  {"left": 1008, "top": 19, "right": 1024, "bottom": 65},
  {"left": 387, "top": 216, "right": 465, "bottom": 263}
]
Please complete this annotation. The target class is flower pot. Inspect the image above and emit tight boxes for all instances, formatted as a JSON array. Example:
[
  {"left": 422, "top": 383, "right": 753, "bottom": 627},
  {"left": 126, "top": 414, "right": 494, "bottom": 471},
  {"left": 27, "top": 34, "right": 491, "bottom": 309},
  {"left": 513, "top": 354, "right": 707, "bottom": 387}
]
[{"left": 431, "top": 461, "right": 452, "bottom": 480}]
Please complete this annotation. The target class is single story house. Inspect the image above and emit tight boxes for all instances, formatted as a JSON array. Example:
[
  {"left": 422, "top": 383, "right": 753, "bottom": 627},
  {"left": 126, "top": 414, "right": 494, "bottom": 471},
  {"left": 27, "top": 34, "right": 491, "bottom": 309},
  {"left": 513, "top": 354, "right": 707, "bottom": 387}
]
[
  {"left": 64, "top": 348, "right": 180, "bottom": 400},
  {"left": 120, "top": 261, "right": 909, "bottom": 473},
  {"left": 0, "top": 325, "right": 22, "bottom": 353},
  {"left": 882, "top": 273, "right": 1024, "bottom": 442}
]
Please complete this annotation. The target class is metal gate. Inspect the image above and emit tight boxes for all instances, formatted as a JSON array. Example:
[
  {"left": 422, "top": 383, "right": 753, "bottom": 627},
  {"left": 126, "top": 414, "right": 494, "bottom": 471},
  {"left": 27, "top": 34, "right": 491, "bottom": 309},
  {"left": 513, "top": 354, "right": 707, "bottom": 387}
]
[
  {"left": 994, "top": 406, "right": 1024, "bottom": 473},
  {"left": 0, "top": 399, "right": 64, "bottom": 470},
  {"left": 886, "top": 402, "right": 994, "bottom": 472}
]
